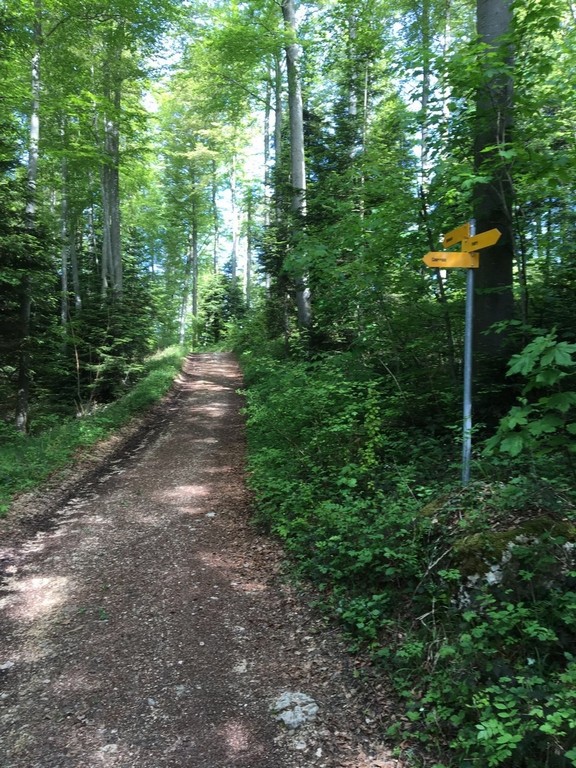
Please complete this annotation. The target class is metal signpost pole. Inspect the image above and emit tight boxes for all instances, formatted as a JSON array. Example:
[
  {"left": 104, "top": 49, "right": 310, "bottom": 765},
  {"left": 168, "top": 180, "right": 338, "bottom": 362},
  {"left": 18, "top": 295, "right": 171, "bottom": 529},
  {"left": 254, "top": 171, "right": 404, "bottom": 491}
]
[
  {"left": 422, "top": 219, "right": 499, "bottom": 485},
  {"left": 461, "top": 219, "right": 476, "bottom": 485}
]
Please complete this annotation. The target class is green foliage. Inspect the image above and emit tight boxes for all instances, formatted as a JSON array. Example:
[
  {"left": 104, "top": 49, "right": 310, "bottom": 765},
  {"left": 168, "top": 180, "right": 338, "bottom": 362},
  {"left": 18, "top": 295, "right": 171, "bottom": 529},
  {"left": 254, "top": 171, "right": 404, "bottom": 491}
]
[
  {"left": 485, "top": 330, "right": 576, "bottom": 474},
  {"left": 4, "top": 0, "right": 576, "bottom": 763},
  {"left": 198, "top": 273, "right": 246, "bottom": 347},
  {"left": 0, "top": 346, "right": 184, "bottom": 517},
  {"left": 385, "top": 499, "right": 576, "bottom": 767},
  {"left": 240, "top": 341, "right": 458, "bottom": 654},
  {"left": 241, "top": 333, "right": 576, "bottom": 767}
]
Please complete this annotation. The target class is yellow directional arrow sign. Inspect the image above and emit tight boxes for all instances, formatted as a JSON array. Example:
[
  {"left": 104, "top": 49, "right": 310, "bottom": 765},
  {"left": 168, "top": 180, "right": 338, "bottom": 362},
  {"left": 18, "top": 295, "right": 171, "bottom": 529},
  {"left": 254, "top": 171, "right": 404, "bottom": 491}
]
[
  {"left": 442, "top": 222, "right": 471, "bottom": 248},
  {"left": 423, "top": 251, "right": 480, "bottom": 269},
  {"left": 462, "top": 228, "right": 501, "bottom": 252}
]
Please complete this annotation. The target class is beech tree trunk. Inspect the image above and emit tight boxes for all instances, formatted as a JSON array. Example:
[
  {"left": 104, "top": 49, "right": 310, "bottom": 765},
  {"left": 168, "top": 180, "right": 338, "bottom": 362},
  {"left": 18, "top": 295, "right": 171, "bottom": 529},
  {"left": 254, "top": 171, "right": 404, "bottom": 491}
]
[
  {"left": 245, "top": 188, "right": 254, "bottom": 309},
  {"left": 281, "top": 0, "right": 312, "bottom": 328},
  {"left": 101, "top": 26, "right": 123, "bottom": 298},
  {"left": 264, "top": 70, "right": 272, "bottom": 215},
  {"left": 60, "top": 158, "right": 69, "bottom": 327},
  {"left": 229, "top": 156, "right": 238, "bottom": 279},
  {"left": 211, "top": 160, "right": 219, "bottom": 273},
  {"left": 178, "top": 198, "right": 199, "bottom": 346},
  {"left": 59, "top": 140, "right": 81, "bottom": 315},
  {"left": 191, "top": 210, "right": 199, "bottom": 322},
  {"left": 273, "top": 52, "right": 283, "bottom": 223},
  {"left": 60, "top": 175, "right": 70, "bottom": 328},
  {"left": 70, "top": 220, "right": 81, "bottom": 313},
  {"left": 16, "top": 6, "right": 41, "bottom": 432}
]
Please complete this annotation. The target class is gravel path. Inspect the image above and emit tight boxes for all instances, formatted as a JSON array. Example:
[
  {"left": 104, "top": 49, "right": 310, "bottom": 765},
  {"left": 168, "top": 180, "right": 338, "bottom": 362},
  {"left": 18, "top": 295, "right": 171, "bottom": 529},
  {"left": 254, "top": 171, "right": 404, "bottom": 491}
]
[{"left": 0, "top": 353, "right": 404, "bottom": 768}]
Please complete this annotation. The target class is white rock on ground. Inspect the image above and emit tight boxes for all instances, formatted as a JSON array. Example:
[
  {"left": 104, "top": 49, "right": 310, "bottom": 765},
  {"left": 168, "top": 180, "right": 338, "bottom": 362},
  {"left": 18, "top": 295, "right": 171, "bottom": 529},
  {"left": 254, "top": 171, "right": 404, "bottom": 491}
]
[{"left": 272, "top": 691, "right": 319, "bottom": 729}]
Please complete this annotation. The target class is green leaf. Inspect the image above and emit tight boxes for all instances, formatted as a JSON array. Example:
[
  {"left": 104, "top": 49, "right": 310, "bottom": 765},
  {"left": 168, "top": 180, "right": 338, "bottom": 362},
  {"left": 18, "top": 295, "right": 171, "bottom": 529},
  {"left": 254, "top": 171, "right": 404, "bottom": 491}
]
[
  {"left": 504, "top": 405, "right": 531, "bottom": 428},
  {"left": 544, "top": 392, "right": 576, "bottom": 413},
  {"left": 527, "top": 414, "right": 563, "bottom": 436},
  {"left": 535, "top": 368, "right": 564, "bottom": 387},
  {"left": 500, "top": 434, "right": 525, "bottom": 457},
  {"left": 555, "top": 343, "right": 576, "bottom": 367}
]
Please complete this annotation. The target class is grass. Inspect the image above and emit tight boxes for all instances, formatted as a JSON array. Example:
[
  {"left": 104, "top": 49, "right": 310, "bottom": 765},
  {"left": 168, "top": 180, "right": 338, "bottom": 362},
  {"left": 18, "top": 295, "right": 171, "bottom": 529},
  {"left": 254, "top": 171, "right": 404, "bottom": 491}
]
[{"left": 0, "top": 345, "right": 186, "bottom": 518}]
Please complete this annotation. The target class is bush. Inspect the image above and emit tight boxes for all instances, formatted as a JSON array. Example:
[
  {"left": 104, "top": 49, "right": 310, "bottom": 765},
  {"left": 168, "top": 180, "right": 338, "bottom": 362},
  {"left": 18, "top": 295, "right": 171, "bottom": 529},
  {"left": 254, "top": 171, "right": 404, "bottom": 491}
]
[{"left": 240, "top": 337, "right": 576, "bottom": 768}]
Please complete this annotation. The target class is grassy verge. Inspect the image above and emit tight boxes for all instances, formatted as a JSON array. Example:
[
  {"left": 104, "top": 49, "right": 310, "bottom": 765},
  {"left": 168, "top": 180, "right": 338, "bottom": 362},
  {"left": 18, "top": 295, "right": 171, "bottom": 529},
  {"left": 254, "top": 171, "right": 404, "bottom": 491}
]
[{"left": 0, "top": 346, "right": 186, "bottom": 517}]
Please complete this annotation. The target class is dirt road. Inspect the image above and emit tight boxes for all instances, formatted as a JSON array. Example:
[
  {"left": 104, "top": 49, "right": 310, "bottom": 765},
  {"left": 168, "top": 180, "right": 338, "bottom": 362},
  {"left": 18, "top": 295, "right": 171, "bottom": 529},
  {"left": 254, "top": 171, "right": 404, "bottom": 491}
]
[{"left": 0, "top": 354, "right": 401, "bottom": 768}]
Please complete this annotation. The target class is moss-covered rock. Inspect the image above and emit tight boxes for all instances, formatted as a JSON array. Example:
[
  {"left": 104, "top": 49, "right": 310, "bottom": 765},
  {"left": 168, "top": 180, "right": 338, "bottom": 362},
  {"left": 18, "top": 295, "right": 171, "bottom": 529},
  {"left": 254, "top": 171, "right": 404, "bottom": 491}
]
[{"left": 452, "top": 517, "right": 576, "bottom": 577}]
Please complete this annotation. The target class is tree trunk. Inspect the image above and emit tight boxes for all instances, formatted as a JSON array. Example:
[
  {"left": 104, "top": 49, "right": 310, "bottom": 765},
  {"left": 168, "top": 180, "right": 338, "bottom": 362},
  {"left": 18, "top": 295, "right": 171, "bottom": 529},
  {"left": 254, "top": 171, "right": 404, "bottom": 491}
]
[
  {"left": 178, "top": 234, "right": 192, "bottom": 346},
  {"left": 16, "top": 6, "right": 42, "bottom": 432},
  {"left": 101, "top": 114, "right": 122, "bottom": 297},
  {"left": 417, "top": 0, "right": 457, "bottom": 383},
  {"left": 178, "top": 198, "right": 199, "bottom": 347},
  {"left": 245, "top": 188, "right": 253, "bottom": 309},
  {"left": 15, "top": 275, "right": 32, "bottom": 433},
  {"left": 261, "top": 68, "right": 273, "bottom": 290},
  {"left": 60, "top": 151, "right": 70, "bottom": 327},
  {"left": 347, "top": 12, "right": 358, "bottom": 127},
  {"left": 229, "top": 155, "right": 238, "bottom": 279},
  {"left": 473, "top": 0, "right": 514, "bottom": 366},
  {"left": 191, "top": 207, "right": 199, "bottom": 323},
  {"left": 419, "top": 0, "right": 432, "bottom": 183},
  {"left": 26, "top": 29, "right": 41, "bottom": 226},
  {"left": 60, "top": 145, "right": 81, "bottom": 316},
  {"left": 211, "top": 160, "right": 219, "bottom": 273},
  {"left": 281, "top": 0, "right": 311, "bottom": 328},
  {"left": 100, "top": 26, "right": 123, "bottom": 298},
  {"left": 273, "top": 52, "right": 283, "bottom": 223},
  {"left": 70, "top": 219, "right": 81, "bottom": 313},
  {"left": 264, "top": 69, "right": 272, "bottom": 214}
]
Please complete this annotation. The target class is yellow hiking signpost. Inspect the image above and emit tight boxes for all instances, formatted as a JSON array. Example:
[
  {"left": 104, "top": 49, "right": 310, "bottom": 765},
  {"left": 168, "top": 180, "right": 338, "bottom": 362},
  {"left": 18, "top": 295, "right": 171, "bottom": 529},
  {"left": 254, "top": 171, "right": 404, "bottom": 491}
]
[
  {"left": 422, "top": 220, "right": 501, "bottom": 485},
  {"left": 462, "top": 228, "right": 501, "bottom": 253},
  {"left": 423, "top": 251, "right": 480, "bottom": 269},
  {"left": 442, "top": 222, "right": 471, "bottom": 248}
]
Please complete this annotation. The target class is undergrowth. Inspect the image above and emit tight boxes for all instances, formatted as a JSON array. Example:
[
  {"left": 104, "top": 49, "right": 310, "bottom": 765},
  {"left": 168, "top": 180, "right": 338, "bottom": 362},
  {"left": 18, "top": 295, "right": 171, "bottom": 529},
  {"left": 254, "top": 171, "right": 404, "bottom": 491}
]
[
  {"left": 238, "top": 329, "right": 576, "bottom": 768},
  {"left": 0, "top": 345, "right": 185, "bottom": 517}
]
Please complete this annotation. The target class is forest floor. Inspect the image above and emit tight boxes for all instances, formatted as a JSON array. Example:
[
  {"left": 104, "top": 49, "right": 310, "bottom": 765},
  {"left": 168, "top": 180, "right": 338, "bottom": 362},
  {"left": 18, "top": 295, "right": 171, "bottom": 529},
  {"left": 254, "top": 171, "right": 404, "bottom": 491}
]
[{"left": 0, "top": 353, "right": 407, "bottom": 768}]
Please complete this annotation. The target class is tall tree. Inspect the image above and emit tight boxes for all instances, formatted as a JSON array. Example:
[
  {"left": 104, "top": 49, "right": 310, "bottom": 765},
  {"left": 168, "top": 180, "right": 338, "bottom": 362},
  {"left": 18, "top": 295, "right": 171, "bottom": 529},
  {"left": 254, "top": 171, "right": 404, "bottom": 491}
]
[
  {"left": 281, "top": 0, "right": 311, "bottom": 328},
  {"left": 473, "top": 0, "right": 515, "bottom": 368},
  {"left": 15, "top": 0, "right": 43, "bottom": 432},
  {"left": 100, "top": 21, "right": 125, "bottom": 298}
]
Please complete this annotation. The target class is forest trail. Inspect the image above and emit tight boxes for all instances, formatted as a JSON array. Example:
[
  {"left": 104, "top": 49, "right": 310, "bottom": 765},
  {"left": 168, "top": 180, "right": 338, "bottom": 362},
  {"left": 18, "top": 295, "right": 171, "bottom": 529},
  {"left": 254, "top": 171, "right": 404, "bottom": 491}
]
[{"left": 0, "top": 354, "right": 402, "bottom": 768}]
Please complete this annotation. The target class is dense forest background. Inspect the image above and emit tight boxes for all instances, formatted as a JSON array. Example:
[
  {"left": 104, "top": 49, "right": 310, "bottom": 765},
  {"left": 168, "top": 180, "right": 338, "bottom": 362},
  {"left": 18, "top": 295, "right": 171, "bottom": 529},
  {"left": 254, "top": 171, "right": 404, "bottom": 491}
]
[{"left": 2, "top": 0, "right": 576, "bottom": 765}]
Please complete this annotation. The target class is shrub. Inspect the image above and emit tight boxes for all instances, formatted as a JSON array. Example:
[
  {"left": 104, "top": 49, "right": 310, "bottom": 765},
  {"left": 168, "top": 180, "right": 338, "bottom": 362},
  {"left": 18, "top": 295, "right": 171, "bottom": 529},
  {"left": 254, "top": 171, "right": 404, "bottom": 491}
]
[{"left": 240, "top": 337, "right": 576, "bottom": 767}]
